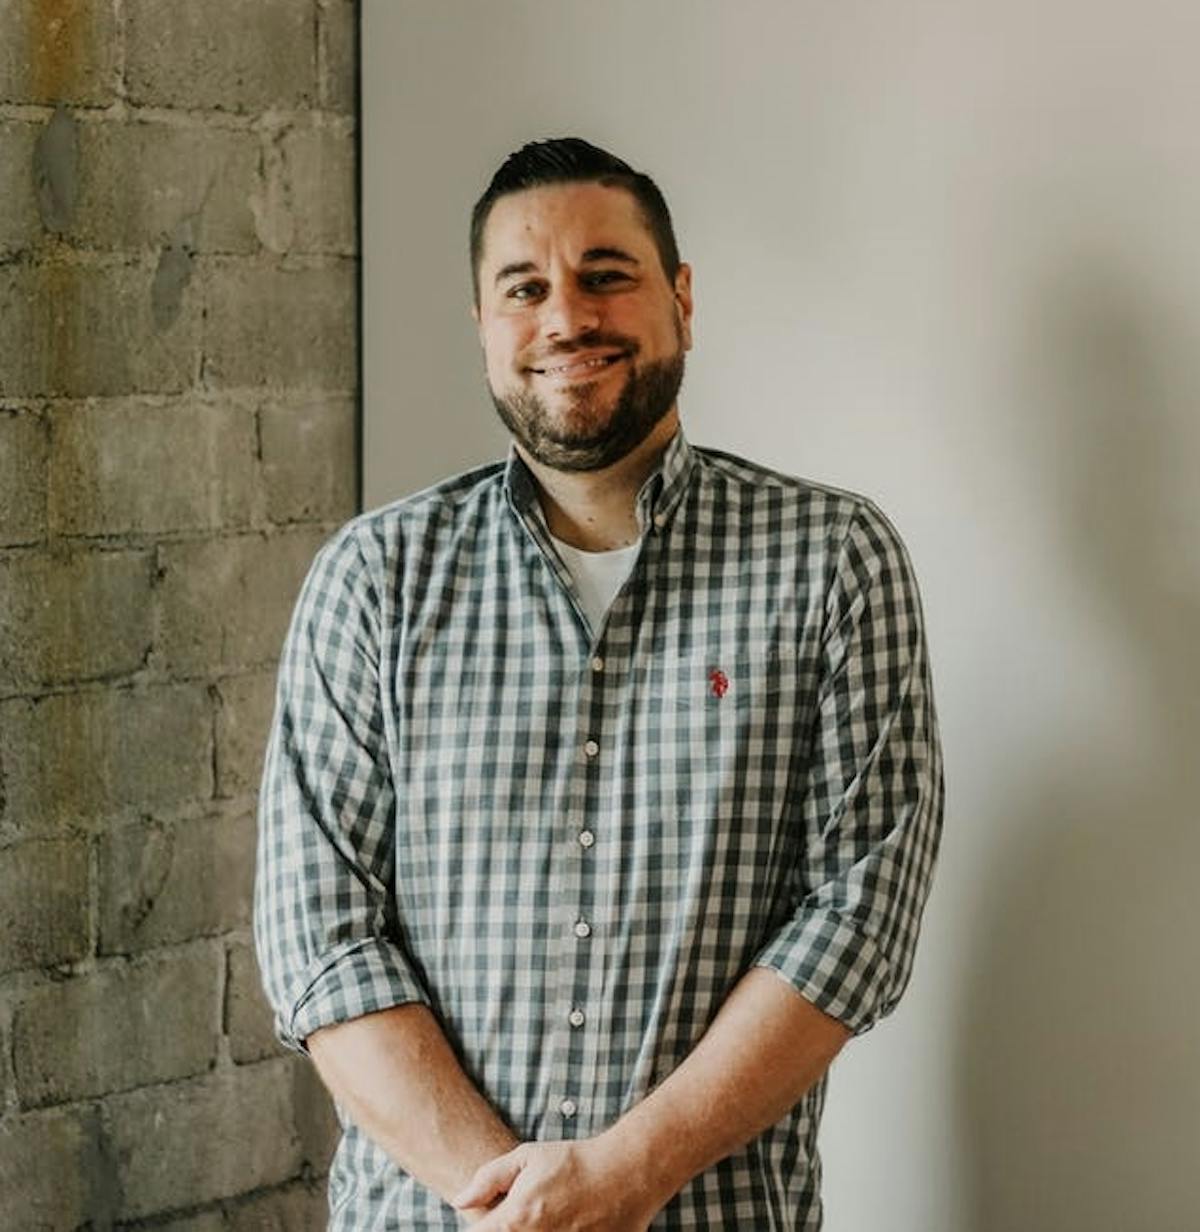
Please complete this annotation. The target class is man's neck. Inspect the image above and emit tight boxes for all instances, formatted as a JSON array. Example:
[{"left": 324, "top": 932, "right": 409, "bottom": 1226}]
[{"left": 516, "top": 409, "right": 680, "bottom": 552}]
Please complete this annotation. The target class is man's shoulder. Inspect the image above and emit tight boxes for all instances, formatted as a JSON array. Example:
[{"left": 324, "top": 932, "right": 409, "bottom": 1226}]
[
  {"left": 690, "top": 444, "right": 919, "bottom": 572},
  {"left": 693, "top": 443, "right": 875, "bottom": 523},
  {"left": 334, "top": 458, "right": 508, "bottom": 543},
  {"left": 359, "top": 458, "right": 509, "bottom": 530},
  {"left": 304, "top": 459, "right": 509, "bottom": 586}
]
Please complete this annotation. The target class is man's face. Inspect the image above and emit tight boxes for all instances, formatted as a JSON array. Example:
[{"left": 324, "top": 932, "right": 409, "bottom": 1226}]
[{"left": 473, "top": 182, "right": 693, "bottom": 473}]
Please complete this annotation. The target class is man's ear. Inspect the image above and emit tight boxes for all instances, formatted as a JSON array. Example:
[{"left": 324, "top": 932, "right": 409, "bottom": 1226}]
[{"left": 674, "top": 262, "right": 694, "bottom": 351}]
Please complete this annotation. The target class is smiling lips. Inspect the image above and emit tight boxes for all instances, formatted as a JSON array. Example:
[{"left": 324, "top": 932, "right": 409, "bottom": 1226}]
[{"left": 529, "top": 351, "right": 628, "bottom": 379}]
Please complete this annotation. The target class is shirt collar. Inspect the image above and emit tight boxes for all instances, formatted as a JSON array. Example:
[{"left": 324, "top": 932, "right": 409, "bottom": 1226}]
[{"left": 503, "top": 426, "right": 696, "bottom": 535}]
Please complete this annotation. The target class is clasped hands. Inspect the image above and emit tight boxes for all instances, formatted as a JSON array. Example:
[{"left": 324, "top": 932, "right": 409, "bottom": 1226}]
[{"left": 452, "top": 1134, "right": 664, "bottom": 1231}]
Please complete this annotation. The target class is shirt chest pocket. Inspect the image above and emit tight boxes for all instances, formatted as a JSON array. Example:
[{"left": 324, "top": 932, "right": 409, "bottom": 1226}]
[
  {"left": 641, "top": 648, "right": 794, "bottom": 715},
  {"left": 628, "top": 650, "right": 804, "bottom": 823}
]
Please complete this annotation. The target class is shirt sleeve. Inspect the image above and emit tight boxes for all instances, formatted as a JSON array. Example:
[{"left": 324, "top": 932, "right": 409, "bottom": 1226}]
[
  {"left": 253, "top": 524, "right": 432, "bottom": 1053},
  {"left": 752, "top": 499, "right": 944, "bottom": 1035}
]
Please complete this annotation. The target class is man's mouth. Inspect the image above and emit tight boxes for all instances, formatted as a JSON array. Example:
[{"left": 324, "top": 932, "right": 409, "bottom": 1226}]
[{"left": 528, "top": 352, "right": 628, "bottom": 378}]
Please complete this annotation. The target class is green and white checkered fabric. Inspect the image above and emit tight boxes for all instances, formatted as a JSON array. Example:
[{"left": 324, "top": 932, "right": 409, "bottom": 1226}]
[{"left": 254, "top": 428, "right": 943, "bottom": 1230}]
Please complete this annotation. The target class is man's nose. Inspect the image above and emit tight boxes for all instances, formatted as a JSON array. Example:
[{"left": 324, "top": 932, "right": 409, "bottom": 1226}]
[{"left": 540, "top": 282, "right": 600, "bottom": 341}]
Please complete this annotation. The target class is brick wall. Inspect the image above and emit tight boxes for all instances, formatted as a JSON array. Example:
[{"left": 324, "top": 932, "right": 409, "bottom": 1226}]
[{"left": 0, "top": 2, "right": 357, "bottom": 1226}]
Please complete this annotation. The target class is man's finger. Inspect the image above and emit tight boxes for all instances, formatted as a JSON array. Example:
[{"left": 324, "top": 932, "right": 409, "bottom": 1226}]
[{"left": 451, "top": 1149, "right": 524, "bottom": 1210}]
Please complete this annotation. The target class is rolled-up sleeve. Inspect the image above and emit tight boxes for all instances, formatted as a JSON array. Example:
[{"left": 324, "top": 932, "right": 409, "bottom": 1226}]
[
  {"left": 753, "top": 500, "right": 944, "bottom": 1035},
  {"left": 253, "top": 524, "right": 431, "bottom": 1053}
]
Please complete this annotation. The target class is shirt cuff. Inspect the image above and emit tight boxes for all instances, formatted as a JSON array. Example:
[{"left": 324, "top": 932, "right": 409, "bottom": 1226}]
[
  {"left": 751, "top": 910, "right": 893, "bottom": 1036},
  {"left": 282, "top": 937, "right": 433, "bottom": 1053}
]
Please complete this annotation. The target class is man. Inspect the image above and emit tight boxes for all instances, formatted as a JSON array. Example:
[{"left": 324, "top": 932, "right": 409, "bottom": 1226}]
[{"left": 254, "top": 137, "right": 943, "bottom": 1230}]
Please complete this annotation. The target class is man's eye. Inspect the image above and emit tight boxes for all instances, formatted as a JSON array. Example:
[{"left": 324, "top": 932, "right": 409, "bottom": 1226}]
[
  {"left": 508, "top": 283, "right": 544, "bottom": 301},
  {"left": 584, "top": 271, "right": 628, "bottom": 287}
]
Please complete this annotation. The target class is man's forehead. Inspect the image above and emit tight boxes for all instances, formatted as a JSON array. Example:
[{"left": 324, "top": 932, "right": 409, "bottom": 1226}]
[{"left": 481, "top": 182, "right": 652, "bottom": 265}]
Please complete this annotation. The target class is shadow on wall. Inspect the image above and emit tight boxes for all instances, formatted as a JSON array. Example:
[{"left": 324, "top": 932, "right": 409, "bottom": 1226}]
[{"left": 957, "top": 260, "right": 1200, "bottom": 1230}]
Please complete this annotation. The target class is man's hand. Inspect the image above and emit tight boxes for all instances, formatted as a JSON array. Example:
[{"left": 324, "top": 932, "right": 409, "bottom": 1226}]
[{"left": 451, "top": 1138, "right": 663, "bottom": 1231}]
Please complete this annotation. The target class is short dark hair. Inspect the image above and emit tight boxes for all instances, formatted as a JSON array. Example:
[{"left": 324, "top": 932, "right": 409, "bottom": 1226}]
[{"left": 470, "top": 137, "right": 681, "bottom": 307}]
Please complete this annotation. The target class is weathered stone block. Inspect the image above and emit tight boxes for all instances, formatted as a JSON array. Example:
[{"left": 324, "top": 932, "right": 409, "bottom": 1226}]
[
  {"left": 0, "top": 408, "right": 48, "bottom": 546},
  {"left": 0, "top": 0, "right": 118, "bottom": 107},
  {"left": 226, "top": 940, "right": 283, "bottom": 1064},
  {"left": 0, "top": 685, "right": 212, "bottom": 838},
  {"left": 319, "top": 0, "right": 356, "bottom": 114},
  {"left": 0, "top": 259, "right": 200, "bottom": 399},
  {"left": 0, "top": 838, "right": 89, "bottom": 974},
  {"left": 124, "top": 0, "right": 317, "bottom": 113},
  {"left": 202, "top": 260, "right": 356, "bottom": 390},
  {"left": 156, "top": 529, "right": 326, "bottom": 674},
  {"left": 48, "top": 398, "right": 257, "bottom": 537},
  {"left": 215, "top": 670, "right": 277, "bottom": 799},
  {"left": 0, "top": 122, "right": 42, "bottom": 257},
  {"left": 32, "top": 105, "right": 79, "bottom": 235},
  {"left": 283, "top": 124, "right": 356, "bottom": 255},
  {"left": 250, "top": 123, "right": 296, "bottom": 256},
  {"left": 105, "top": 1060, "right": 304, "bottom": 1219},
  {"left": 13, "top": 945, "right": 219, "bottom": 1108},
  {"left": 0, "top": 1104, "right": 112, "bottom": 1229},
  {"left": 98, "top": 809, "right": 255, "bottom": 955},
  {"left": 73, "top": 121, "right": 261, "bottom": 254},
  {"left": 0, "top": 547, "right": 153, "bottom": 692},
  {"left": 228, "top": 1177, "right": 331, "bottom": 1230},
  {"left": 260, "top": 395, "right": 356, "bottom": 524}
]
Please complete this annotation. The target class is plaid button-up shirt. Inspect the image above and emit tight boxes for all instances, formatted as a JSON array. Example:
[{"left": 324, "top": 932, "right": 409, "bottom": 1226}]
[{"left": 254, "top": 427, "right": 943, "bottom": 1230}]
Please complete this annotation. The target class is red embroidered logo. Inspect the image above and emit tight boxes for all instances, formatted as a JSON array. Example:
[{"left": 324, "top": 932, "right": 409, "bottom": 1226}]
[{"left": 708, "top": 668, "right": 729, "bottom": 699}]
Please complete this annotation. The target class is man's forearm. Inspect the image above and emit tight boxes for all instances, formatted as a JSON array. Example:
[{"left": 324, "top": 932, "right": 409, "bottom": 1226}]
[
  {"left": 306, "top": 1003, "right": 520, "bottom": 1214},
  {"left": 596, "top": 966, "right": 852, "bottom": 1210}
]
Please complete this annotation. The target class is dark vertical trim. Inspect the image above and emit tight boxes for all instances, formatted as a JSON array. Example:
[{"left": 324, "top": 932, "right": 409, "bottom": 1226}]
[{"left": 353, "top": 1, "right": 365, "bottom": 515}]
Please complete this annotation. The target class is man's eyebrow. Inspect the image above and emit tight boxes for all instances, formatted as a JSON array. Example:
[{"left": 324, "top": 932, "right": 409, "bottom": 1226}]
[
  {"left": 582, "top": 247, "right": 640, "bottom": 265},
  {"left": 493, "top": 248, "right": 641, "bottom": 287},
  {"left": 494, "top": 260, "right": 538, "bottom": 286}
]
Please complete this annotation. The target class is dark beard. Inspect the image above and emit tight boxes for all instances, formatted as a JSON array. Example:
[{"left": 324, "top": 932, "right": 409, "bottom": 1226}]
[{"left": 490, "top": 346, "right": 685, "bottom": 473}]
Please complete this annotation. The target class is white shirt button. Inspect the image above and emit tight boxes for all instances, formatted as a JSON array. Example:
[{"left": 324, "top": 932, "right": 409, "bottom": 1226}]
[
  {"left": 560, "top": 1098, "right": 577, "bottom": 1118},
  {"left": 568, "top": 1008, "right": 585, "bottom": 1028},
  {"left": 573, "top": 919, "right": 591, "bottom": 939},
  {"left": 653, "top": 512, "right": 668, "bottom": 529},
  {"left": 578, "top": 829, "right": 595, "bottom": 848},
  {"left": 591, "top": 656, "right": 605, "bottom": 673},
  {"left": 583, "top": 739, "right": 599, "bottom": 758}
]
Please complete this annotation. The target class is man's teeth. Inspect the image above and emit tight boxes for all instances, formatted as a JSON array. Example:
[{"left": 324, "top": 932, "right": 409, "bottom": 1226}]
[{"left": 540, "top": 355, "right": 618, "bottom": 375}]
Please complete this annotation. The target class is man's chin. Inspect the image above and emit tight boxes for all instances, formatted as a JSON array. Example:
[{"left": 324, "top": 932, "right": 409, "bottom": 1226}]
[
  {"left": 538, "top": 408, "right": 625, "bottom": 453},
  {"left": 490, "top": 351, "right": 683, "bottom": 473},
  {"left": 491, "top": 394, "right": 617, "bottom": 470},
  {"left": 517, "top": 432, "right": 636, "bottom": 474}
]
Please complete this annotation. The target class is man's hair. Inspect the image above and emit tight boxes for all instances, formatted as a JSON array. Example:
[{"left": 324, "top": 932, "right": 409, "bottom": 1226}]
[{"left": 470, "top": 137, "right": 681, "bottom": 307}]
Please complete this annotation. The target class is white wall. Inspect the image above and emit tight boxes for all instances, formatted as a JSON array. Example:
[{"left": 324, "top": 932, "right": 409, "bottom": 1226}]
[{"left": 363, "top": 4, "right": 1200, "bottom": 1228}]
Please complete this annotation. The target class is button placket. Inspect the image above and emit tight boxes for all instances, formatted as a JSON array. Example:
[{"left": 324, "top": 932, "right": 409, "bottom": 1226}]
[
  {"left": 546, "top": 648, "right": 602, "bottom": 1137},
  {"left": 559, "top": 633, "right": 610, "bottom": 1136}
]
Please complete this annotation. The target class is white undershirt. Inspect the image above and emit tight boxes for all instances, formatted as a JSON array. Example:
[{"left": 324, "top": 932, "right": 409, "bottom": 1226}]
[{"left": 546, "top": 529, "right": 640, "bottom": 633}]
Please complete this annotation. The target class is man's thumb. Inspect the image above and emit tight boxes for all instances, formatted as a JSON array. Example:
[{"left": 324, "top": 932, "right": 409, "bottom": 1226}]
[{"left": 451, "top": 1150, "right": 523, "bottom": 1210}]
